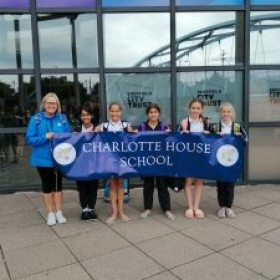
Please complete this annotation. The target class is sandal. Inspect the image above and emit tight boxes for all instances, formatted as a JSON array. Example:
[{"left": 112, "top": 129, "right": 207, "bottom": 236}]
[
  {"left": 194, "top": 209, "right": 205, "bottom": 219},
  {"left": 185, "top": 209, "right": 194, "bottom": 219},
  {"left": 106, "top": 215, "right": 117, "bottom": 225},
  {"left": 120, "top": 214, "right": 130, "bottom": 222}
]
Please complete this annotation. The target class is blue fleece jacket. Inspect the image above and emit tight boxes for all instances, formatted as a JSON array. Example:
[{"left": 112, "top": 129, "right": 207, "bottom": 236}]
[{"left": 25, "top": 112, "right": 71, "bottom": 167}]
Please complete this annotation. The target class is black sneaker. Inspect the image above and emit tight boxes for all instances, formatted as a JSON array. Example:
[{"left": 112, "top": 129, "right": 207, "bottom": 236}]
[
  {"left": 81, "top": 211, "right": 90, "bottom": 221},
  {"left": 88, "top": 209, "right": 98, "bottom": 221}
]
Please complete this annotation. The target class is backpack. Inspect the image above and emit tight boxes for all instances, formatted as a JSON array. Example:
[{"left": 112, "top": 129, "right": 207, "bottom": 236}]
[
  {"left": 140, "top": 121, "right": 166, "bottom": 132},
  {"left": 102, "top": 121, "right": 128, "bottom": 132},
  {"left": 34, "top": 112, "right": 68, "bottom": 131},
  {"left": 215, "top": 122, "right": 241, "bottom": 134},
  {"left": 180, "top": 117, "right": 210, "bottom": 132}
]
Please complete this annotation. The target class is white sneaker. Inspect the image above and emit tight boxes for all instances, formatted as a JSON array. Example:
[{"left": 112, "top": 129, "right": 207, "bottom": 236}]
[
  {"left": 47, "top": 212, "right": 56, "bottom": 226},
  {"left": 225, "top": 208, "right": 236, "bottom": 218},
  {"left": 55, "top": 210, "right": 67, "bottom": 224},
  {"left": 217, "top": 207, "right": 226, "bottom": 218},
  {"left": 140, "top": 210, "right": 151, "bottom": 219},
  {"left": 165, "top": 211, "right": 175, "bottom": 220}
]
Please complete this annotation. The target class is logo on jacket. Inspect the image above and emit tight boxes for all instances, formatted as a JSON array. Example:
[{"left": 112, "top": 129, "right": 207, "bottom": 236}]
[
  {"left": 216, "top": 144, "right": 239, "bottom": 167},
  {"left": 53, "top": 143, "right": 76, "bottom": 165}
]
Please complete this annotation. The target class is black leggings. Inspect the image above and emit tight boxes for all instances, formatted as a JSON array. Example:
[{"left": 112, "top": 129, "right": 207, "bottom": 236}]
[
  {"left": 143, "top": 176, "right": 171, "bottom": 212},
  {"left": 37, "top": 167, "right": 62, "bottom": 194},
  {"left": 217, "top": 181, "right": 235, "bottom": 208},
  {"left": 76, "top": 180, "right": 98, "bottom": 210}
]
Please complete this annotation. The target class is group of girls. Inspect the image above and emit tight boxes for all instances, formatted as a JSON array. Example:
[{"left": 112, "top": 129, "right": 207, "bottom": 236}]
[{"left": 26, "top": 92, "right": 246, "bottom": 226}]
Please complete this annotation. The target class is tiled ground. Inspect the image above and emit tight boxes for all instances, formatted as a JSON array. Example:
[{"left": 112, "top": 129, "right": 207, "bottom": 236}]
[{"left": 0, "top": 185, "right": 280, "bottom": 280}]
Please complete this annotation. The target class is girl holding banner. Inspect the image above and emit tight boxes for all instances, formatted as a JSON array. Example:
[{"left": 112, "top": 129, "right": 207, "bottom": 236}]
[
  {"left": 180, "top": 98, "right": 210, "bottom": 219},
  {"left": 138, "top": 103, "right": 175, "bottom": 220},
  {"left": 95, "top": 102, "right": 133, "bottom": 225},
  {"left": 73, "top": 102, "right": 99, "bottom": 222},
  {"left": 212, "top": 102, "right": 247, "bottom": 219}
]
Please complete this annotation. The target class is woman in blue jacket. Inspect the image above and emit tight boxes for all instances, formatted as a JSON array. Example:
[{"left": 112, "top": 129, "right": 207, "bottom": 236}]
[{"left": 25, "top": 92, "right": 71, "bottom": 226}]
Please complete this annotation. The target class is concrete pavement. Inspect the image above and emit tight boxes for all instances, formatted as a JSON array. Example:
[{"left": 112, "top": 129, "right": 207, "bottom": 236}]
[{"left": 0, "top": 185, "right": 280, "bottom": 280}]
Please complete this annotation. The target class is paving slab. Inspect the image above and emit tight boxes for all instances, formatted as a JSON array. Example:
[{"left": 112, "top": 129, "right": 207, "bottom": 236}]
[
  {"left": 249, "top": 188, "right": 280, "bottom": 202},
  {"left": 112, "top": 217, "right": 175, "bottom": 244},
  {"left": 181, "top": 219, "right": 252, "bottom": 251},
  {"left": 0, "top": 258, "right": 9, "bottom": 280},
  {"left": 233, "top": 192, "right": 272, "bottom": 210},
  {"left": 171, "top": 253, "right": 266, "bottom": 280},
  {"left": 137, "top": 232, "right": 213, "bottom": 269},
  {"left": 0, "top": 209, "right": 43, "bottom": 231},
  {"left": 221, "top": 237, "right": 280, "bottom": 279},
  {"left": 0, "top": 194, "right": 34, "bottom": 215},
  {"left": 63, "top": 228, "right": 130, "bottom": 261},
  {"left": 17, "top": 264, "right": 92, "bottom": 280},
  {"left": 260, "top": 227, "right": 280, "bottom": 246},
  {"left": 52, "top": 219, "right": 107, "bottom": 239},
  {"left": 145, "top": 271, "right": 180, "bottom": 280},
  {"left": 251, "top": 203, "right": 280, "bottom": 221},
  {"left": 0, "top": 224, "right": 57, "bottom": 252},
  {"left": 82, "top": 246, "right": 164, "bottom": 280},
  {"left": 220, "top": 211, "right": 280, "bottom": 235},
  {"left": 4, "top": 240, "right": 76, "bottom": 280}
]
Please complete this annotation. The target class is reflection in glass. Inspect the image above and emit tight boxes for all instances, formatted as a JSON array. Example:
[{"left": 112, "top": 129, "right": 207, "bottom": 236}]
[
  {"left": 38, "top": 14, "right": 98, "bottom": 68},
  {"left": 176, "top": 12, "right": 239, "bottom": 66},
  {"left": 103, "top": 0, "right": 169, "bottom": 7},
  {"left": 250, "top": 12, "right": 280, "bottom": 65},
  {"left": 250, "top": 70, "right": 280, "bottom": 122},
  {"left": 106, "top": 73, "right": 171, "bottom": 126},
  {"left": 176, "top": 71, "right": 243, "bottom": 123},
  {"left": 249, "top": 128, "right": 280, "bottom": 180},
  {"left": 177, "top": 0, "right": 243, "bottom": 5},
  {"left": 41, "top": 74, "right": 100, "bottom": 126},
  {"left": 104, "top": 14, "right": 170, "bottom": 68},
  {"left": 0, "top": 75, "right": 36, "bottom": 127},
  {"left": 0, "top": 75, "right": 36, "bottom": 186},
  {"left": 78, "top": 74, "right": 100, "bottom": 126},
  {"left": 0, "top": 15, "right": 33, "bottom": 69}
]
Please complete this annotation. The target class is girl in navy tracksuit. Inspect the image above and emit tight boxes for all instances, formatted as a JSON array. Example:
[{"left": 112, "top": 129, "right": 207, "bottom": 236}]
[
  {"left": 74, "top": 102, "right": 99, "bottom": 222},
  {"left": 25, "top": 92, "right": 71, "bottom": 226},
  {"left": 212, "top": 102, "right": 247, "bottom": 218},
  {"left": 138, "top": 103, "right": 174, "bottom": 220}
]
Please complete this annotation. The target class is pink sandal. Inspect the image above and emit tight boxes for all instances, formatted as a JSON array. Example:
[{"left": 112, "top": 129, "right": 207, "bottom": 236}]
[
  {"left": 106, "top": 215, "right": 117, "bottom": 225},
  {"left": 194, "top": 209, "right": 205, "bottom": 219},
  {"left": 185, "top": 209, "right": 194, "bottom": 219}
]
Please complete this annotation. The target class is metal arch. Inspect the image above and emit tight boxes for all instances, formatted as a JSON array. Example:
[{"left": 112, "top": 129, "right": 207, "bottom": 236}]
[{"left": 134, "top": 13, "right": 280, "bottom": 67}]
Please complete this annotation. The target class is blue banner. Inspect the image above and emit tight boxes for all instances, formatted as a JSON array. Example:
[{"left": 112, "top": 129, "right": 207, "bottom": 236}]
[{"left": 51, "top": 132, "right": 245, "bottom": 182}]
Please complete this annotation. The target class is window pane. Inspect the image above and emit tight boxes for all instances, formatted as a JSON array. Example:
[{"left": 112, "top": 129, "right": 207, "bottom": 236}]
[
  {"left": 104, "top": 13, "right": 170, "bottom": 68},
  {"left": 248, "top": 128, "right": 280, "bottom": 180},
  {"left": 176, "top": 12, "right": 240, "bottom": 66},
  {"left": 177, "top": 71, "right": 243, "bottom": 123},
  {"left": 177, "top": 0, "right": 243, "bottom": 5},
  {"left": 250, "top": 12, "right": 280, "bottom": 65},
  {"left": 41, "top": 74, "right": 100, "bottom": 125},
  {"left": 251, "top": 0, "right": 280, "bottom": 4},
  {"left": 250, "top": 70, "right": 280, "bottom": 122},
  {"left": 0, "top": 15, "right": 33, "bottom": 69},
  {"left": 0, "top": 0, "right": 29, "bottom": 8},
  {"left": 0, "top": 75, "right": 36, "bottom": 188},
  {"left": 106, "top": 73, "right": 171, "bottom": 126},
  {"left": 103, "top": 0, "right": 169, "bottom": 7},
  {"left": 0, "top": 75, "right": 36, "bottom": 128},
  {"left": 38, "top": 14, "right": 98, "bottom": 68},
  {"left": 37, "top": 0, "right": 96, "bottom": 8}
]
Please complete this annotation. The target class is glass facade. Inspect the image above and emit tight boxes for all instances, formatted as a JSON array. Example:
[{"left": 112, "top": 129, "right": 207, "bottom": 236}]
[{"left": 1, "top": 0, "right": 280, "bottom": 188}]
